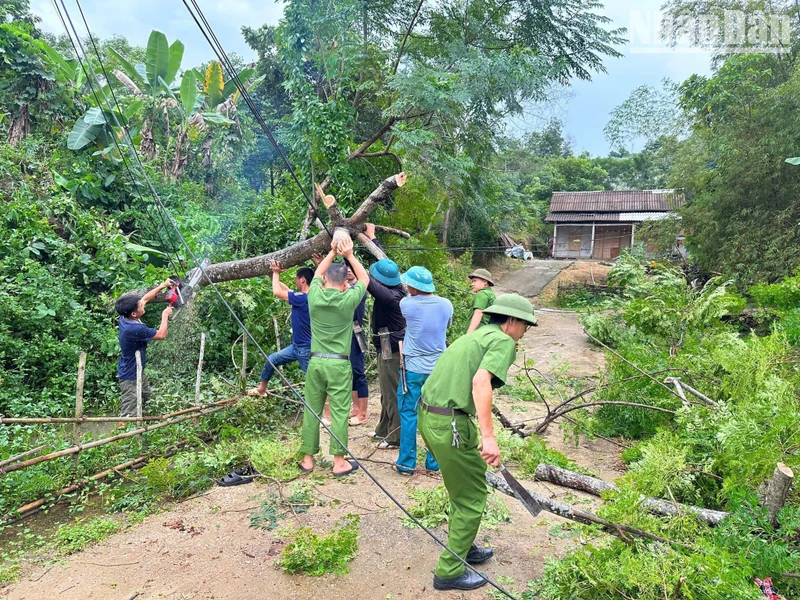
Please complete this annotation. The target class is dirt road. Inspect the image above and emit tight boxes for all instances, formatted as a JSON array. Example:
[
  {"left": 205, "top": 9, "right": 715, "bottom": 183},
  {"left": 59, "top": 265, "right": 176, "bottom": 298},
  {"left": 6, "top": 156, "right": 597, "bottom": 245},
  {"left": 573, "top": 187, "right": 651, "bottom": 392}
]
[{"left": 3, "top": 271, "right": 618, "bottom": 600}]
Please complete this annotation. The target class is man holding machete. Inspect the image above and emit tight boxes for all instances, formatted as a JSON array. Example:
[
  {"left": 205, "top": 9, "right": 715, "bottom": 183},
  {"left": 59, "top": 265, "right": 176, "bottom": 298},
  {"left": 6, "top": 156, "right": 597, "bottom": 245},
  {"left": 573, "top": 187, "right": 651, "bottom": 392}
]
[{"left": 418, "top": 293, "right": 537, "bottom": 591}]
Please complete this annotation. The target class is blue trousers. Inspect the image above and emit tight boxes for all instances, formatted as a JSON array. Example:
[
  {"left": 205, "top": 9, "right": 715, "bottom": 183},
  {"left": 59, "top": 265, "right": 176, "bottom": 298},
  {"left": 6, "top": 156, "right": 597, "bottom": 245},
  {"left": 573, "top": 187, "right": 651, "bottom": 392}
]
[
  {"left": 259, "top": 344, "right": 310, "bottom": 383},
  {"left": 396, "top": 370, "right": 439, "bottom": 473},
  {"left": 350, "top": 335, "right": 368, "bottom": 398}
]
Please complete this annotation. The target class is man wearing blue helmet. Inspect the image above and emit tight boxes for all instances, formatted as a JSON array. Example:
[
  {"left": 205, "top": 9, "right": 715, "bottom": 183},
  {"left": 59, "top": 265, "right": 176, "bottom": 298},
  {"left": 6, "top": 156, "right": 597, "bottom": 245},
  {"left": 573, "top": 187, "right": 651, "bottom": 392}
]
[{"left": 394, "top": 266, "right": 453, "bottom": 475}]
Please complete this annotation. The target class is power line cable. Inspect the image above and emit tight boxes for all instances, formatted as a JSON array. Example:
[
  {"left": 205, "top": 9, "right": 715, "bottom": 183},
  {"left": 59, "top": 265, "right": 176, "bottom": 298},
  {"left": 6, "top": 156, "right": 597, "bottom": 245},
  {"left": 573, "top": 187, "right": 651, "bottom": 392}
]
[
  {"left": 61, "top": 3, "right": 516, "bottom": 597},
  {"left": 181, "top": 0, "right": 332, "bottom": 237}
]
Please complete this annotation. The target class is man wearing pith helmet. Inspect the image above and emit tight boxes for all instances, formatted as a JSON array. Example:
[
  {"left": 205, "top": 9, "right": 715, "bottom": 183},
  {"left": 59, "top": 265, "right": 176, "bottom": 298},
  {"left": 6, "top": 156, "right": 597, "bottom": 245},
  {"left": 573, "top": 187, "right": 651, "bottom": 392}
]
[
  {"left": 466, "top": 268, "right": 495, "bottom": 333},
  {"left": 394, "top": 266, "right": 453, "bottom": 475},
  {"left": 419, "top": 293, "right": 537, "bottom": 591}
]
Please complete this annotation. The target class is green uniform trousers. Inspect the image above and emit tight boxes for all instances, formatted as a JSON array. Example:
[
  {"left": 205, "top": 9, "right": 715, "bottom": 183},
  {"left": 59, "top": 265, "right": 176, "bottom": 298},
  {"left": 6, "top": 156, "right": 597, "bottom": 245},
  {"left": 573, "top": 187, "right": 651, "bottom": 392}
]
[
  {"left": 418, "top": 407, "right": 487, "bottom": 579},
  {"left": 300, "top": 357, "right": 352, "bottom": 456},
  {"left": 375, "top": 352, "right": 401, "bottom": 445}
]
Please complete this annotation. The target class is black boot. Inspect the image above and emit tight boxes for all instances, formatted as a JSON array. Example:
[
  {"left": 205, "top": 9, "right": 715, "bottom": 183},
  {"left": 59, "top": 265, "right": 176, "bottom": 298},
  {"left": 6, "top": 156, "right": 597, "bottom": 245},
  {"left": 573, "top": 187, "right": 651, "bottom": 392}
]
[
  {"left": 433, "top": 569, "right": 488, "bottom": 591},
  {"left": 466, "top": 544, "right": 494, "bottom": 564}
]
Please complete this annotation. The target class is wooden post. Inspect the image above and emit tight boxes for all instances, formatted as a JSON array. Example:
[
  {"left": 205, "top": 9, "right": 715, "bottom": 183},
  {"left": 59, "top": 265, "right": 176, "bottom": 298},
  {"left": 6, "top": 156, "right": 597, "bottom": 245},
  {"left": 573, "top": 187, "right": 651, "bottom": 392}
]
[
  {"left": 135, "top": 350, "right": 143, "bottom": 448},
  {"left": 72, "top": 351, "right": 86, "bottom": 473},
  {"left": 194, "top": 333, "right": 205, "bottom": 426},
  {"left": 273, "top": 317, "right": 281, "bottom": 351},
  {"left": 240, "top": 332, "right": 248, "bottom": 391},
  {"left": 760, "top": 463, "right": 794, "bottom": 526}
]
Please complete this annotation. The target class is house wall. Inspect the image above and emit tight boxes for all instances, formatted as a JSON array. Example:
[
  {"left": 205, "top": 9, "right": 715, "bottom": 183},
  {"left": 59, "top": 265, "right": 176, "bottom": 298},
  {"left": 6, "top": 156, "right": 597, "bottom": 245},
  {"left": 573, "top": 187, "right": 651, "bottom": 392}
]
[
  {"left": 552, "top": 223, "right": 634, "bottom": 259},
  {"left": 592, "top": 224, "right": 633, "bottom": 259},
  {"left": 554, "top": 225, "right": 593, "bottom": 259}
]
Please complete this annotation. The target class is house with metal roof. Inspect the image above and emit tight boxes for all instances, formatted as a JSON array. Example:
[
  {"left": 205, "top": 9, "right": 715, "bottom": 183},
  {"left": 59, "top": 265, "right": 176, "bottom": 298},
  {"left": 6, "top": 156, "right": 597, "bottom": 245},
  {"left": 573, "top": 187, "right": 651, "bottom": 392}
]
[{"left": 544, "top": 190, "right": 684, "bottom": 259}]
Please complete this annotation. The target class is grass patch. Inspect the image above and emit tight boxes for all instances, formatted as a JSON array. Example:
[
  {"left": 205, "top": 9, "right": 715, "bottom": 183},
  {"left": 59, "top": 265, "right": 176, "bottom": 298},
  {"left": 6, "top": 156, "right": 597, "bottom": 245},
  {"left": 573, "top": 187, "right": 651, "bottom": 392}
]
[
  {"left": 55, "top": 517, "right": 121, "bottom": 554},
  {"left": 278, "top": 514, "right": 360, "bottom": 576},
  {"left": 249, "top": 435, "right": 302, "bottom": 481},
  {"left": 401, "top": 484, "right": 510, "bottom": 529}
]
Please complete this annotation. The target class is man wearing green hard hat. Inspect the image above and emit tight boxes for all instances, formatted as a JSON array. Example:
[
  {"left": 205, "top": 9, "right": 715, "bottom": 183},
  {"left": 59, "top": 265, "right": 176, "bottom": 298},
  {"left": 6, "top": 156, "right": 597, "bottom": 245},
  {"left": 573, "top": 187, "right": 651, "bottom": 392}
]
[{"left": 419, "top": 293, "right": 537, "bottom": 591}]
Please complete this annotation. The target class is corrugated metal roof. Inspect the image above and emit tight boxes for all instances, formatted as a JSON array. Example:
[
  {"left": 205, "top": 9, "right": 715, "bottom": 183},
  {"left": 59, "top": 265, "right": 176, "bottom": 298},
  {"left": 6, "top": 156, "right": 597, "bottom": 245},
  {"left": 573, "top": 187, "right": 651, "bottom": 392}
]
[
  {"left": 544, "top": 212, "right": 620, "bottom": 223},
  {"left": 549, "top": 190, "right": 684, "bottom": 212}
]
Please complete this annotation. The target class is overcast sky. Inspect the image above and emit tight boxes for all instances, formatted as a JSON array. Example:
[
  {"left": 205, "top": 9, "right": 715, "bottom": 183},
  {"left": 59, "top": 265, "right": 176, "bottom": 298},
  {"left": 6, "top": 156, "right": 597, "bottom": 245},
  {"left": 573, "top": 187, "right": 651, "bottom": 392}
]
[{"left": 31, "top": 0, "right": 712, "bottom": 157}]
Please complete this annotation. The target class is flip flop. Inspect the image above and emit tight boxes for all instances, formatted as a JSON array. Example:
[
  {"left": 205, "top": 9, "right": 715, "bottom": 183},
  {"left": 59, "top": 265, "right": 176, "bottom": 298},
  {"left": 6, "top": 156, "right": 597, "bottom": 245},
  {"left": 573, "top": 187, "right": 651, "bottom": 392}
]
[
  {"left": 246, "top": 388, "right": 267, "bottom": 397},
  {"left": 393, "top": 464, "right": 414, "bottom": 476},
  {"left": 217, "top": 472, "right": 253, "bottom": 486},
  {"left": 376, "top": 440, "right": 399, "bottom": 450},
  {"left": 348, "top": 416, "right": 367, "bottom": 426},
  {"left": 332, "top": 460, "right": 360, "bottom": 477},
  {"left": 297, "top": 462, "right": 314, "bottom": 474}
]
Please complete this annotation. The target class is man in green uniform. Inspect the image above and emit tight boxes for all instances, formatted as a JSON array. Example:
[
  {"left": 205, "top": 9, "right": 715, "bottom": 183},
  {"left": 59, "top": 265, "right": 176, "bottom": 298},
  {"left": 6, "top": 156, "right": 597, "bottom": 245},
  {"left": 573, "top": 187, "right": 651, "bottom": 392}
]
[
  {"left": 466, "top": 268, "right": 495, "bottom": 333},
  {"left": 298, "top": 236, "right": 369, "bottom": 477},
  {"left": 419, "top": 294, "right": 537, "bottom": 591}
]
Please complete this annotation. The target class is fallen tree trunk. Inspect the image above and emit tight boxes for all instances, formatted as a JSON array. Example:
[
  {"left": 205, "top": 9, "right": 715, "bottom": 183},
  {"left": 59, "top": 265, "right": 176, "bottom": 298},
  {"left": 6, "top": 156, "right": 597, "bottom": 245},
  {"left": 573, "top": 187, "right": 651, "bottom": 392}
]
[
  {"left": 186, "top": 173, "right": 406, "bottom": 286},
  {"left": 534, "top": 463, "right": 729, "bottom": 526},
  {"left": 485, "top": 470, "right": 693, "bottom": 549}
]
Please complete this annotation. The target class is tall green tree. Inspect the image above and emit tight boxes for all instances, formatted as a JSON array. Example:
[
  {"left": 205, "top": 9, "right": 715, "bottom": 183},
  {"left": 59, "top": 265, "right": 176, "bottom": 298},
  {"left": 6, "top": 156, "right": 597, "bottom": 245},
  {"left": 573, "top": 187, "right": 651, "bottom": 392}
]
[{"left": 243, "top": 0, "right": 625, "bottom": 243}]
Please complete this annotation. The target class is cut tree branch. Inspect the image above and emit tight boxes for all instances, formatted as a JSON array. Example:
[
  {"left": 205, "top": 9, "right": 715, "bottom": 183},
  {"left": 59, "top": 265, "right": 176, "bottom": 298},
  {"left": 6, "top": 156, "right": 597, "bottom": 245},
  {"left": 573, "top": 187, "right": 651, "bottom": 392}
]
[
  {"left": 485, "top": 471, "right": 694, "bottom": 550},
  {"left": 534, "top": 463, "right": 729, "bottom": 525}
]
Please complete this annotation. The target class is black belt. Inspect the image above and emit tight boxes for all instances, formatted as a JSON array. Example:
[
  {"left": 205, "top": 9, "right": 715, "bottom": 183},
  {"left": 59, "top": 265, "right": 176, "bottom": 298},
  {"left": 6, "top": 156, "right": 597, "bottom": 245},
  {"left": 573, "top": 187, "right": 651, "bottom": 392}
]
[
  {"left": 311, "top": 352, "right": 349, "bottom": 360},
  {"left": 420, "top": 401, "right": 468, "bottom": 417}
]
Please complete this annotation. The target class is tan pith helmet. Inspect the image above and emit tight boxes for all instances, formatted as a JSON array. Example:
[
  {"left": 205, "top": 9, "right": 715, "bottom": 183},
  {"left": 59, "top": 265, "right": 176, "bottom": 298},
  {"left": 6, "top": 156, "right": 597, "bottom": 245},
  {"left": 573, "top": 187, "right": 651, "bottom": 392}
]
[
  {"left": 468, "top": 268, "right": 494, "bottom": 286},
  {"left": 483, "top": 294, "right": 537, "bottom": 325}
]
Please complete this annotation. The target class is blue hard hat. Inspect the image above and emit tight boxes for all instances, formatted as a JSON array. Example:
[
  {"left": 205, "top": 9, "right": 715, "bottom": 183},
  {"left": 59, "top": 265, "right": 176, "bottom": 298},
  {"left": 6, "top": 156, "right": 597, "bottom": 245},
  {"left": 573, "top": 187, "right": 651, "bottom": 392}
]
[
  {"left": 370, "top": 259, "right": 401, "bottom": 286},
  {"left": 401, "top": 266, "right": 435, "bottom": 293}
]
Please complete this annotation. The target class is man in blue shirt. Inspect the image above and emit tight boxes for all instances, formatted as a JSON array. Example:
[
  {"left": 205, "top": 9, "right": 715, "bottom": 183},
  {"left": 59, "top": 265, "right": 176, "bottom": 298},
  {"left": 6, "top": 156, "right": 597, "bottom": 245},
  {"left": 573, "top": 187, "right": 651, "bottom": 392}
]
[
  {"left": 250, "top": 261, "right": 314, "bottom": 396},
  {"left": 115, "top": 278, "right": 176, "bottom": 417},
  {"left": 394, "top": 266, "right": 453, "bottom": 474}
]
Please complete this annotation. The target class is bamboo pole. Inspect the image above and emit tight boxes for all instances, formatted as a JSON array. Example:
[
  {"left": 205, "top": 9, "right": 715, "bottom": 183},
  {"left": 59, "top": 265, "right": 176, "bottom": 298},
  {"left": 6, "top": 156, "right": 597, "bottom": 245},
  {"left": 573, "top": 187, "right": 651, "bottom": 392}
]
[
  {"left": 273, "top": 317, "right": 281, "bottom": 351},
  {"left": 4, "top": 438, "right": 200, "bottom": 523},
  {"left": 0, "top": 445, "right": 46, "bottom": 469},
  {"left": 0, "top": 383, "right": 304, "bottom": 424},
  {"left": 135, "top": 350, "right": 143, "bottom": 449},
  {"left": 240, "top": 332, "right": 247, "bottom": 391},
  {"left": 194, "top": 332, "right": 206, "bottom": 427},
  {"left": 0, "top": 384, "right": 301, "bottom": 474},
  {"left": 73, "top": 351, "right": 86, "bottom": 473},
  {"left": 1, "top": 405, "right": 231, "bottom": 475}
]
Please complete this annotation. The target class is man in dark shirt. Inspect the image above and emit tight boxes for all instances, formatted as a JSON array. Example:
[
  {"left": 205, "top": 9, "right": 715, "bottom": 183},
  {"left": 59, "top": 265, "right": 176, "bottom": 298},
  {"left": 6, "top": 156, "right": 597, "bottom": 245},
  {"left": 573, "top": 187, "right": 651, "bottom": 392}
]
[
  {"left": 115, "top": 278, "right": 176, "bottom": 417},
  {"left": 366, "top": 225, "right": 407, "bottom": 449},
  {"left": 249, "top": 261, "right": 314, "bottom": 396}
]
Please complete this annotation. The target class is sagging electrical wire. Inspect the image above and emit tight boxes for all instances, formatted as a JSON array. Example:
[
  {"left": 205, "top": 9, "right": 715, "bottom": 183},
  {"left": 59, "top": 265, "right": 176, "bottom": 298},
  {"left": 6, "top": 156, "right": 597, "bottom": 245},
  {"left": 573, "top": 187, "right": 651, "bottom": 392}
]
[
  {"left": 59, "top": 2, "right": 517, "bottom": 597},
  {"left": 180, "top": 0, "right": 331, "bottom": 238}
]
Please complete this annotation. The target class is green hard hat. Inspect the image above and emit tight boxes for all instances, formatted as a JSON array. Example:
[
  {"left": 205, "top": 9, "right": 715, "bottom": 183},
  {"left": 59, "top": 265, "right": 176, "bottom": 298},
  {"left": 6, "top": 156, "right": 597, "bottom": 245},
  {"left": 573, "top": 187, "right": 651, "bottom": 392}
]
[{"left": 483, "top": 294, "right": 538, "bottom": 325}]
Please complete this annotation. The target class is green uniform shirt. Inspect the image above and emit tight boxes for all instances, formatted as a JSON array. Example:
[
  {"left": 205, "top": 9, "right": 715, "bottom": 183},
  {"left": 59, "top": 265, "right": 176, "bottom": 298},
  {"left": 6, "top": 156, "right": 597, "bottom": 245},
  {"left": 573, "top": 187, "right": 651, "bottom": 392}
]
[
  {"left": 307, "top": 277, "right": 366, "bottom": 356},
  {"left": 472, "top": 287, "right": 496, "bottom": 327},
  {"left": 421, "top": 324, "right": 516, "bottom": 415}
]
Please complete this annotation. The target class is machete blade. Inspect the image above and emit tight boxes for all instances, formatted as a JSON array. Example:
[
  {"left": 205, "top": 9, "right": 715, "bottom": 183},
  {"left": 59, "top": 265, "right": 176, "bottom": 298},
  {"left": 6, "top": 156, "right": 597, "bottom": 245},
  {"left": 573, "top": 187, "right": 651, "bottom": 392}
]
[{"left": 499, "top": 464, "right": 543, "bottom": 517}]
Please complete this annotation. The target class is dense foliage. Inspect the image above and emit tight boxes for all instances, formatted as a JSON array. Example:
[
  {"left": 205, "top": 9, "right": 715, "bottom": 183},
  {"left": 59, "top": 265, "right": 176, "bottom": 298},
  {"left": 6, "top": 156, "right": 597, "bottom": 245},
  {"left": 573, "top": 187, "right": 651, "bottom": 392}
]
[{"left": 534, "top": 252, "right": 800, "bottom": 599}]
